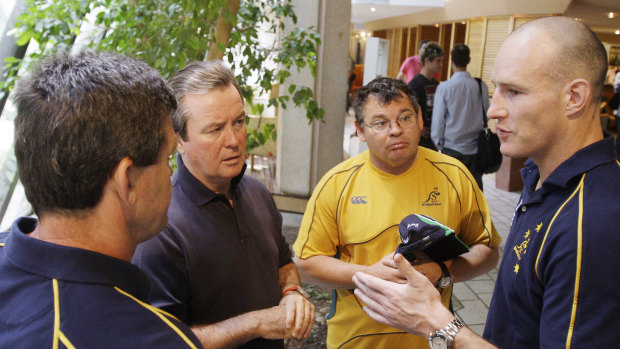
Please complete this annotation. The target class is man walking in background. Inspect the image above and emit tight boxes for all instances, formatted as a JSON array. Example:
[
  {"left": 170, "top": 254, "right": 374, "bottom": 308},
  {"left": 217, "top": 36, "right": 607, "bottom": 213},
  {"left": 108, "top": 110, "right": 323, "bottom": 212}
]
[{"left": 432, "top": 44, "right": 489, "bottom": 189}]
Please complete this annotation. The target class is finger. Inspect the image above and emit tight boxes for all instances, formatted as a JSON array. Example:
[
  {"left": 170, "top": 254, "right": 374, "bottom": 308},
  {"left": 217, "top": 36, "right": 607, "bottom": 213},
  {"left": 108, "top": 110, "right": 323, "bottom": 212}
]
[
  {"left": 284, "top": 298, "right": 295, "bottom": 330},
  {"left": 292, "top": 298, "right": 305, "bottom": 338},
  {"left": 394, "top": 253, "right": 432, "bottom": 287},
  {"left": 353, "top": 287, "right": 387, "bottom": 316},
  {"left": 361, "top": 305, "right": 391, "bottom": 328},
  {"left": 353, "top": 271, "right": 392, "bottom": 294},
  {"left": 301, "top": 301, "right": 315, "bottom": 339}
]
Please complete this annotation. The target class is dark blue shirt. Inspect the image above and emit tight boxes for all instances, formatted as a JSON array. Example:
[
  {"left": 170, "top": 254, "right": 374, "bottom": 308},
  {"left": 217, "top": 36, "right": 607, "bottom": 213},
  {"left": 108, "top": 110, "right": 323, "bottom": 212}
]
[
  {"left": 0, "top": 217, "right": 202, "bottom": 348},
  {"left": 133, "top": 155, "right": 291, "bottom": 349},
  {"left": 484, "top": 137, "right": 620, "bottom": 347}
]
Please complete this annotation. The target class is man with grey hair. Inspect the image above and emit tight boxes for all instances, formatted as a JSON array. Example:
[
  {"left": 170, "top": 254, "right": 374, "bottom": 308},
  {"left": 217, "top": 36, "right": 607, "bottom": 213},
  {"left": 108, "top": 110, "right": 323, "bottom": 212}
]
[
  {"left": 353, "top": 16, "right": 620, "bottom": 348},
  {"left": 0, "top": 51, "right": 202, "bottom": 348},
  {"left": 133, "top": 60, "right": 314, "bottom": 348}
]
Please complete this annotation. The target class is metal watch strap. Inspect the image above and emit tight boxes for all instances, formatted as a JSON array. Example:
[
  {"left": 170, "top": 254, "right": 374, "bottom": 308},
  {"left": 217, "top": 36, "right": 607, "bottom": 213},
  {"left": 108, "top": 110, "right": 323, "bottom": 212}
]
[
  {"left": 443, "top": 318, "right": 464, "bottom": 339},
  {"left": 429, "top": 319, "right": 465, "bottom": 349}
]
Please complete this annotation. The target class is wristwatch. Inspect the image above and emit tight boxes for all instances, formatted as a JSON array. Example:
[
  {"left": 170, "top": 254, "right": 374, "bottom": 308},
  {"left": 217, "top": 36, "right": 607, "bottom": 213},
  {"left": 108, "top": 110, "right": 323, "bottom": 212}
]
[
  {"left": 435, "top": 261, "right": 452, "bottom": 288},
  {"left": 281, "top": 285, "right": 310, "bottom": 299},
  {"left": 428, "top": 319, "right": 464, "bottom": 349}
]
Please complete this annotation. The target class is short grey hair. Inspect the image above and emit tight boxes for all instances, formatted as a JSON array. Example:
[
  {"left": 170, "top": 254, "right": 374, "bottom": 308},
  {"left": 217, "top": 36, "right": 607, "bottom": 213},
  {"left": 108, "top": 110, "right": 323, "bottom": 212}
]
[{"left": 168, "top": 60, "right": 243, "bottom": 140}]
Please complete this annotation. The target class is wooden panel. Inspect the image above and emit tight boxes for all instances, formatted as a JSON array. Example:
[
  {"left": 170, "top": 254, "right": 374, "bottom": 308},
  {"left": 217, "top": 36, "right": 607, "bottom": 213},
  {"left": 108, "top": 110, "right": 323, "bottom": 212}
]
[
  {"left": 440, "top": 23, "right": 452, "bottom": 81},
  {"left": 467, "top": 19, "right": 485, "bottom": 79},
  {"left": 481, "top": 18, "right": 512, "bottom": 94},
  {"left": 514, "top": 17, "right": 538, "bottom": 31},
  {"left": 454, "top": 23, "right": 466, "bottom": 45},
  {"left": 408, "top": 27, "right": 418, "bottom": 56},
  {"left": 419, "top": 25, "right": 440, "bottom": 44}
]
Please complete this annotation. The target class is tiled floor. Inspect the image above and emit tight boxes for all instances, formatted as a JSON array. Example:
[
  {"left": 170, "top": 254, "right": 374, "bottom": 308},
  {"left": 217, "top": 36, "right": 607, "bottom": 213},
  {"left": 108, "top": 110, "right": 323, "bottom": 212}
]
[{"left": 281, "top": 174, "right": 522, "bottom": 336}]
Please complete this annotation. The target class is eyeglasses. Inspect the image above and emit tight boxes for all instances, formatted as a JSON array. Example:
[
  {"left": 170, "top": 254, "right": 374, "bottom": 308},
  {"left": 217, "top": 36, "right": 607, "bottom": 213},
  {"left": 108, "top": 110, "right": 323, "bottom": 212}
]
[{"left": 362, "top": 114, "right": 417, "bottom": 134}]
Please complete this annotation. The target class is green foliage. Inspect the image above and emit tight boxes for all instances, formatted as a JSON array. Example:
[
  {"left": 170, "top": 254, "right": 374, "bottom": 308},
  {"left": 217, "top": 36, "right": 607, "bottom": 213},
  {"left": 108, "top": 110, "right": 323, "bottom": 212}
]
[{"left": 1, "top": 0, "right": 323, "bottom": 151}]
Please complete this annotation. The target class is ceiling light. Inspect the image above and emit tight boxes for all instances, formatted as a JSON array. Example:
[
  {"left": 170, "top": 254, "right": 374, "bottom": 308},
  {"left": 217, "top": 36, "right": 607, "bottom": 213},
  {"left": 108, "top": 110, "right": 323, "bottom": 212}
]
[
  {"left": 371, "top": 7, "right": 376, "bottom": 12},
  {"left": 609, "top": 12, "right": 615, "bottom": 19}
]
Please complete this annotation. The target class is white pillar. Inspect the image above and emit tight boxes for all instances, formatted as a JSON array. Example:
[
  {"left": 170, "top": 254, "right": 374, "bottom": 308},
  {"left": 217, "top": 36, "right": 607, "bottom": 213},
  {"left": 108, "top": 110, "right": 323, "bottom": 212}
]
[{"left": 277, "top": 0, "right": 351, "bottom": 199}]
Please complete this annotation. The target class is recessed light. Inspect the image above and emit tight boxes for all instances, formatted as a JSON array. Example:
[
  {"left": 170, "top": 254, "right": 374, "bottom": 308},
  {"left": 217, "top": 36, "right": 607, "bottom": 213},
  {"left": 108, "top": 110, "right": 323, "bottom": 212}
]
[
  {"left": 371, "top": 7, "right": 376, "bottom": 12},
  {"left": 609, "top": 12, "right": 615, "bottom": 19}
]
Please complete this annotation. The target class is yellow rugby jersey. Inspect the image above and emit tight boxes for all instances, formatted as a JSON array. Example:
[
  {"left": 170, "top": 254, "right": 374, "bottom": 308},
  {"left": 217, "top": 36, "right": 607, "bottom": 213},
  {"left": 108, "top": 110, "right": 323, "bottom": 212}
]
[{"left": 294, "top": 148, "right": 501, "bottom": 349}]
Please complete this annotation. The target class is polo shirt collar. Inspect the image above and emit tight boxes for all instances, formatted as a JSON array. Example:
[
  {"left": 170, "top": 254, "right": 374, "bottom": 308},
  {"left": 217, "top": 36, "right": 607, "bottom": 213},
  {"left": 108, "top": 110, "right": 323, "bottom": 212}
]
[
  {"left": 175, "top": 153, "right": 246, "bottom": 207},
  {"left": 520, "top": 137, "right": 616, "bottom": 204},
  {"left": 5, "top": 217, "right": 150, "bottom": 300}
]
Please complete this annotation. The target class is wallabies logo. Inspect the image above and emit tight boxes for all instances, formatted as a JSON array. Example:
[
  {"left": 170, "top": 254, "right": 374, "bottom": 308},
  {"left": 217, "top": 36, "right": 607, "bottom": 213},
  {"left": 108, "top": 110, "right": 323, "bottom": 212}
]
[{"left": 422, "top": 188, "right": 441, "bottom": 206}]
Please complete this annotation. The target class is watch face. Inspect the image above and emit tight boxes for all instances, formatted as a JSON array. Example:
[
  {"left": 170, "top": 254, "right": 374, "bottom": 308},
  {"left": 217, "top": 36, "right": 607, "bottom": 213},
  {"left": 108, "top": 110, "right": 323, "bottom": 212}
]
[
  {"left": 438, "top": 276, "right": 452, "bottom": 288},
  {"left": 430, "top": 336, "right": 448, "bottom": 349}
]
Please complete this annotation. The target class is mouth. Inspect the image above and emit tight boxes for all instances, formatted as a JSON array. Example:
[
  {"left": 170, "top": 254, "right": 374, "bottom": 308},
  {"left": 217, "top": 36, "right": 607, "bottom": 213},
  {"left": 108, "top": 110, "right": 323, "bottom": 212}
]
[
  {"left": 222, "top": 155, "right": 241, "bottom": 163},
  {"left": 495, "top": 126, "right": 510, "bottom": 139},
  {"left": 389, "top": 142, "right": 408, "bottom": 150}
]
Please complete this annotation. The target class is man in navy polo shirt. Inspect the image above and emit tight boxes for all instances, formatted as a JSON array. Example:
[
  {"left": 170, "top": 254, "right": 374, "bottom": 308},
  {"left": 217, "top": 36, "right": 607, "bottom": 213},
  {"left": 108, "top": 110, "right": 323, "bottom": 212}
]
[
  {"left": 0, "top": 52, "right": 202, "bottom": 348},
  {"left": 133, "top": 60, "right": 314, "bottom": 348},
  {"left": 352, "top": 16, "right": 620, "bottom": 348}
]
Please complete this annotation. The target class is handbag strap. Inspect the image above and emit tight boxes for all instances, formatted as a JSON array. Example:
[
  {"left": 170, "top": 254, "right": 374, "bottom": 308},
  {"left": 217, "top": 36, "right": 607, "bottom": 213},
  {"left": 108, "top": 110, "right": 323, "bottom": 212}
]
[{"left": 475, "top": 78, "right": 488, "bottom": 128}]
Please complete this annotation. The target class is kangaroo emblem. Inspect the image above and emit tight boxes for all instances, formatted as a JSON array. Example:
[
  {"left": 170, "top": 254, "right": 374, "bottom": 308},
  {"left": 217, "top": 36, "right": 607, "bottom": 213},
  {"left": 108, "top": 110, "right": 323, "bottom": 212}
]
[{"left": 422, "top": 188, "right": 441, "bottom": 206}]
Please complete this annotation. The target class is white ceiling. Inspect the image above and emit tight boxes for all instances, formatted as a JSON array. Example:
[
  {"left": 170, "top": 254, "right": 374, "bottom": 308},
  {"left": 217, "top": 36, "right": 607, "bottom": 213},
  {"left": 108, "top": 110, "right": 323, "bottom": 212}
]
[{"left": 351, "top": 0, "right": 620, "bottom": 34}]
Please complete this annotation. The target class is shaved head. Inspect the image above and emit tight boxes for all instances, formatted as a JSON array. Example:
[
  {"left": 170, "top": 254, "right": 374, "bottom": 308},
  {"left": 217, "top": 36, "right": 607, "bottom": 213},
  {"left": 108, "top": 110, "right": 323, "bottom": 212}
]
[{"left": 508, "top": 16, "right": 607, "bottom": 105}]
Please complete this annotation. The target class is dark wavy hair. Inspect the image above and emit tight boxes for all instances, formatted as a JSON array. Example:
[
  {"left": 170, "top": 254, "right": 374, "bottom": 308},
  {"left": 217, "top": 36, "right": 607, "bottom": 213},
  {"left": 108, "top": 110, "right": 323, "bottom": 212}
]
[
  {"left": 13, "top": 51, "right": 176, "bottom": 215},
  {"left": 352, "top": 77, "right": 420, "bottom": 124}
]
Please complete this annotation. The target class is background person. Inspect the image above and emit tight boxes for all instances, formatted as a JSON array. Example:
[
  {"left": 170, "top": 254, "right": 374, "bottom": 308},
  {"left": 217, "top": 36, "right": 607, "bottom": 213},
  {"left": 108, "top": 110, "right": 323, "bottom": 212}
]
[
  {"left": 408, "top": 42, "right": 444, "bottom": 150},
  {"left": 293, "top": 77, "right": 501, "bottom": 348},
  {"left": 353, "top": 16, "right": 620, "bottom": 348},
  {"left": 133, "top": 60, "right": 314, "bottom": 349},
  {"left": 432, "top": 44, "right": 489, "bottom": 189},
  {"left": 396, "top": 40, "right": 440, "bottom": 84}
]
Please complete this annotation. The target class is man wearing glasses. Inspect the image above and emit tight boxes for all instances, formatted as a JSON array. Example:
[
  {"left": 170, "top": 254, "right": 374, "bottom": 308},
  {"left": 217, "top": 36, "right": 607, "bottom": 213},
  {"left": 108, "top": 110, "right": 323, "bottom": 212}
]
[{"left": 293, "top": 78, "right": 501, "bottom": 348}]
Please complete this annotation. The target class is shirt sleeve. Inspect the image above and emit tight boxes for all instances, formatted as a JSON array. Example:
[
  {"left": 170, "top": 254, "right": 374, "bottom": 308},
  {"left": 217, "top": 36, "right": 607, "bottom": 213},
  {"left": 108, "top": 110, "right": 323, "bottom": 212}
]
[
  {"left": 431, "top": 83, "right": 447, "bottom": 149},
  {"left": 132, "top": 228, "right": 191, "bottom": 323},
  {"left": 293, "top": 173, "right": 341, "bottom": 259}
]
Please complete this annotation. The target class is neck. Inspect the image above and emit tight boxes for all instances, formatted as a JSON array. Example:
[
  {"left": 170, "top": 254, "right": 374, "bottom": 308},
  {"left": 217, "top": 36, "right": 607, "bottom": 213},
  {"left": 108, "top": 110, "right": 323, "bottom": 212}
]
[
  {"left": 32, "top": 210, "right": 135, "bottom": 262},
  {"left": 421, "top": 66, "right": 435, "bottom": 79},
  {"left": 534, "top": 108, "right": 603, "bottom": 188},
  {"left": 452, "top": 66, "right": 466, "bottom": 72}
]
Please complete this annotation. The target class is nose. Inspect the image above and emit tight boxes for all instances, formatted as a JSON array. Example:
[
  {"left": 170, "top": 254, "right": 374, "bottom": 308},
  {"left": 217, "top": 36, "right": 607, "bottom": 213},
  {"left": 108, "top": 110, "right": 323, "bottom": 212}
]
[
  {"left": 223, "top": 125, "right": 240, "bottom": 147},
  {"left": 487, "top": 92, "right": 506, "bottom": 121},
  {"left": 388, "top": 120, "right": 404, "bottom": 135}
]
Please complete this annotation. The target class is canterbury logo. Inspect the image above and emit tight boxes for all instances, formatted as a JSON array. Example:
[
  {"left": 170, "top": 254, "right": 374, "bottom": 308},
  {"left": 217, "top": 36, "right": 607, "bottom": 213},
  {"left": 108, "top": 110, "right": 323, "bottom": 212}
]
[{"left": 350, "top": 196, "right": 367, "bottom": 204}]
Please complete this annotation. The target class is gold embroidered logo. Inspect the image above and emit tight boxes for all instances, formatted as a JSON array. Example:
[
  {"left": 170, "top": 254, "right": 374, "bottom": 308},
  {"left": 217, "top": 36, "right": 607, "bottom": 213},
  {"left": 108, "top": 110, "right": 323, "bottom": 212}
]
[{"left": 512, "top": 222, "right": 543, "bottom": 274}]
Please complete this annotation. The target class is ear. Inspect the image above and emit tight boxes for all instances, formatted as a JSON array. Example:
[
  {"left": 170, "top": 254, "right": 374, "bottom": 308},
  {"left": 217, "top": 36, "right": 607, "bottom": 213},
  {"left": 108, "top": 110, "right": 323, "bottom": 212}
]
[
  {"left": 176, "top": 134, "right": 185, "bottom": 155},
  {"left": 111, "top": 157, "right": 138, "bottom": 207},
  {"left": 565, "top": 79, "right": 590, "bottom": 118},
  {"left": 355, "top": 121, "right": 367, "bottom": 142}
]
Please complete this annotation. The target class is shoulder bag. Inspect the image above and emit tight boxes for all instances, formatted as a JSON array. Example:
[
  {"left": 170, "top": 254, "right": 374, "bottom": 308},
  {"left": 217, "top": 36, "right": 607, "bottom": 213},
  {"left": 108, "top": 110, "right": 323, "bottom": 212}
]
[{"left": 475, "top": 78, "right": 502, "bottom": 174}]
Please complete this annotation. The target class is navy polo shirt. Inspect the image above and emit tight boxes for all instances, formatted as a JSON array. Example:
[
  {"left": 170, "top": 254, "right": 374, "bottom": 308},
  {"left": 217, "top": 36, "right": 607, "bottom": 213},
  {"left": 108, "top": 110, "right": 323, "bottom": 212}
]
[
  {"left": 484, "top": 137, "right": 620, "bottom": 347},
  {"left": 0, "top": 217, "right": 202, "bottom": 348},
  {"left": 133, "top": 155, "right": 291, "bottom": 349}
]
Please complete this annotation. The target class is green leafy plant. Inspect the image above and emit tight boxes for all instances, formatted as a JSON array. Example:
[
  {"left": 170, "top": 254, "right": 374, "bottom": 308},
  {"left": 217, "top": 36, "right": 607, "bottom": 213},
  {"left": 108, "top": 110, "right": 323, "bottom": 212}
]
[{"left": 1, "top": 0, "right": 324, "bottom": 152}]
